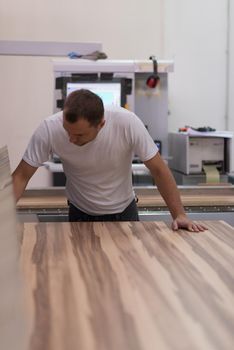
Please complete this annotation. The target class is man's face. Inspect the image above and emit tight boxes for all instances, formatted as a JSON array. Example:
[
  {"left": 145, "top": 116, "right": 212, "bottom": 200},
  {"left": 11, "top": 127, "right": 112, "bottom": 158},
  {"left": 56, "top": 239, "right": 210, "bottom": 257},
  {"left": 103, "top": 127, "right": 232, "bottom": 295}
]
[{"left": 63, "top": 116, "right": 105, "bottom": 146}]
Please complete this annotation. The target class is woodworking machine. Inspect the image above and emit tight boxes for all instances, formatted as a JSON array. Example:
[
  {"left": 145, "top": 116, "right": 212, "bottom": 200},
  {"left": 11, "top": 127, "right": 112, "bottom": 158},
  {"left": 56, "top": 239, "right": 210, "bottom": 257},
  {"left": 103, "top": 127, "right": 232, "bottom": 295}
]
[{"left": 17, "top": 186, "right": 234, "bottom": 226}]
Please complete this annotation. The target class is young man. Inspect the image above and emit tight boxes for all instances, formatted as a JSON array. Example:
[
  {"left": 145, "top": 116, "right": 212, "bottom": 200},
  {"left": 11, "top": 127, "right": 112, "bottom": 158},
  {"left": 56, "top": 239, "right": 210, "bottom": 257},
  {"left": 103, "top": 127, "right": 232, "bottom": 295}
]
[{"left": 12, "top": 89, "right": 206, "bottom": 231}]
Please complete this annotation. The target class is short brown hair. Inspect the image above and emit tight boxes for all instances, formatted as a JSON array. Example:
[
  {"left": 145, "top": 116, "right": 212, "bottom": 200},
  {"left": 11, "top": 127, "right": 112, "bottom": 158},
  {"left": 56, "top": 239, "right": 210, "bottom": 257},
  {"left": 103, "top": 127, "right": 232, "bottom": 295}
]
[{"left": 64, "top": 89, "right": 104, "bottom": 126}]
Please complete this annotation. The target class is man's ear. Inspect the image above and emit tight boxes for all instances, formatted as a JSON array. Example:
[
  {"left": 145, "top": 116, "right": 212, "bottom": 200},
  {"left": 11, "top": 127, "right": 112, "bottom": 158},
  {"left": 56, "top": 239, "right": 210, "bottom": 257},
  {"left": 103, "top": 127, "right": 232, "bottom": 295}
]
[{"left": 99, "top": 119, "right": 105, "bottom": 129}]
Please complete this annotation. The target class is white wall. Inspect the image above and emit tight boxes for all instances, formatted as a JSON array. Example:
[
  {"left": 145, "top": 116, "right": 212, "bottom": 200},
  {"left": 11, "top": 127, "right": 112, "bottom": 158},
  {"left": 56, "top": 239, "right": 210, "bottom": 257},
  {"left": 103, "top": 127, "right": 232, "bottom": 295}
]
[
  {"left": 163, "top": 0, "right": 233, "bottom": 171},
  {"left": 164, "top": 0, "right": 227, "bottom": 129},
  {"left": 229, "top": 0, "right": 234, "bottom": 156},
  {"left": 0, "top": 0, "right": 233, "bottom": 189},
  {"left": 0, "top": 56, "right": 54, "bottom": 186},
  {"left": 0, "top": 0, "right": 163, "bottom": 59},
  {"left": 0, "top": 0, "right": 164, "bottom": 187}
]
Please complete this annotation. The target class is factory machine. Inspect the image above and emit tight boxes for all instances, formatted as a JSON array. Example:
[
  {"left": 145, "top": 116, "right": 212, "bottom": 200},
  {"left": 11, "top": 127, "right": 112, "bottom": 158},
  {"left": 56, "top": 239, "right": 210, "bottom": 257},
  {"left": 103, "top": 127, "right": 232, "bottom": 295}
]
[
  {"left": 19, "top": 124, "right": 234, "bottom": 225},
  {"left": 46, "top": 58, "right": 173, "bottom": 186},
  {"left": 169, "top": 132, "right": 233, "bottom": 185},
  {"left": 17, "top": 185, "right": 234, "bottom": 226},
  {"left": 16, "top": 59, "right": 234, "bottom": 225},
  {"left": 2, "top": 41, "right": 232, "bottom": 224}
]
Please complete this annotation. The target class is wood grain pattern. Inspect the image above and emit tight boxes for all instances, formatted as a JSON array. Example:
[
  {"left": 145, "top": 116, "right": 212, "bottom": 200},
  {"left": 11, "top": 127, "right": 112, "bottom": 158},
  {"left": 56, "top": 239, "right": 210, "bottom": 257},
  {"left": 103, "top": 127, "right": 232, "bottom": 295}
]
[
  {"left": 17, "top": 188, "right": 234, "bottom": 209},
  {"left": 19, "top": 220, "right": 234, "bottom": 350},
  {"left": 17, "top": 195, "right": 67, "bottom": 209},
  {"left": 137, "top": 194, "right": 234, "bottom": 207},
  {"left": 16, "top": 194, "right": 234, "bottom": 209}
]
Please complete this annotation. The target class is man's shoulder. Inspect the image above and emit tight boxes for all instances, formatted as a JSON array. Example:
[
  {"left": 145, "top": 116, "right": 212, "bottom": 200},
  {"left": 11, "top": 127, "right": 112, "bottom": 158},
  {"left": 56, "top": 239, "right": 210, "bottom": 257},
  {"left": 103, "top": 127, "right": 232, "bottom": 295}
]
[
  {"left": 105, "top": 105, "right": 133, "bottom": 116},
  {"left": 45, "top": 111, "right": 63, "bottom": 122},
  {"left": 44, "top": 111, "right": 63, "bottom": 129},
  {"left": 105, "top": 106, "right": 136, "bottom": 125}
]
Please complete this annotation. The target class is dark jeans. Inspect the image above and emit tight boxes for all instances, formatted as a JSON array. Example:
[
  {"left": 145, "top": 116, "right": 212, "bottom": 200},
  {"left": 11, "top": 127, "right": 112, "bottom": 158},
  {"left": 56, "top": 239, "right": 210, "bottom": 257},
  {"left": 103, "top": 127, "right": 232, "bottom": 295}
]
[{"left": 68, "top": 199, "right": 139, "bottom": 222}]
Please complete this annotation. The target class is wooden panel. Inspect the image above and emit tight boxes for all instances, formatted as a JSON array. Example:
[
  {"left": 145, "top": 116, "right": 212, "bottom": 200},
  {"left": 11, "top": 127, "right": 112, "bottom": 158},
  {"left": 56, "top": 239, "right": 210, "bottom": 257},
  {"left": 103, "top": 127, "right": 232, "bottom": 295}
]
[
  {"left": 19, "top": 220, "right": 234, "bottom": 350},
  {"left": 137, "top": 194, "right": 234, "bottom": 207},
  {"left": 17, "top": 187, "right": 234, "bottom": 209},
  {"left": 0, "top": 146, "right": 27, "bottom": 350},
  {"left": 17, "top": 193, "right": 234, "bottom": 209},
  {"left": 17, "top": 195, "right": 68, "bottom": 209}
]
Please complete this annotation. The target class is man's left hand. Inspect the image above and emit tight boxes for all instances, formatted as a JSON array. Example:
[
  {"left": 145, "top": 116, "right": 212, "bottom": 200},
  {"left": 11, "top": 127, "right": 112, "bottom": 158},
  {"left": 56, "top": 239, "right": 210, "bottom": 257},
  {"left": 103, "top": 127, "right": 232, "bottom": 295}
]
[{"left": 172, "top": 214, "right": 208, "bottom": 232}]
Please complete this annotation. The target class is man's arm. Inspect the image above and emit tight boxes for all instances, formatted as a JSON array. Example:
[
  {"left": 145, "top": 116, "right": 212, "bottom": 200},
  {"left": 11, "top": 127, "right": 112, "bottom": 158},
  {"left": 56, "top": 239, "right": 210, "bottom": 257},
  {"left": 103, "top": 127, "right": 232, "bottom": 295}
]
[
  {"left": 144, "top": 153, "right": 206, "bottom": 232},
  {"left": 12, "top": 160, "right": 38, "bottom": 202}
]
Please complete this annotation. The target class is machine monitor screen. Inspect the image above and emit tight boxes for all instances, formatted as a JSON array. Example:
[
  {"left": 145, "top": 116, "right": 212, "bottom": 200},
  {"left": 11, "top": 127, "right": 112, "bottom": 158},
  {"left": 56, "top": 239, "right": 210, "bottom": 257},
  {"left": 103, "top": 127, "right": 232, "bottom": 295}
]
[{"left": 66, "top": 82, "right": 122, "bottom": 107}]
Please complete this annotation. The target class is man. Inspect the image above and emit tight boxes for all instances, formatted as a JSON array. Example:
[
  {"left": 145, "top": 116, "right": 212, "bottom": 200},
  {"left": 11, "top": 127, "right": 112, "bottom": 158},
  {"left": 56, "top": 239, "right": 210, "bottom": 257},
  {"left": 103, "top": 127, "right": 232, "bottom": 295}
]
[{"left": 12, "top": 89, "right": 206, "bottom": 231}]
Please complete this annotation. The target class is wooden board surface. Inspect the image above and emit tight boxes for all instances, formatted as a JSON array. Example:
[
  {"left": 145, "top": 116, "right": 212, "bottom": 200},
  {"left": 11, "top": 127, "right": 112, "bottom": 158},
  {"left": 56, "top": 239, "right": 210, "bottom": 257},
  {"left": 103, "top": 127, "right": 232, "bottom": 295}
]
[
  {"left": 17, "top": 195, "right": 68, "bottom": 209},
  {"left": 17, "top": 194, "right": 234, "bottom": 209},
  {"left": 19, "top": 220, "right": 234, "bottom": 350},
  {"left": 137, "top": 194, "right": 234, "bottom": 207}
]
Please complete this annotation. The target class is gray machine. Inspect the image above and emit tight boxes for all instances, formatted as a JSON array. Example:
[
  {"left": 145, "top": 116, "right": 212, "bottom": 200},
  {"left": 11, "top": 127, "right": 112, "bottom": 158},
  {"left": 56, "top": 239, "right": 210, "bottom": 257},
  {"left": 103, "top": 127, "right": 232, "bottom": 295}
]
[
  {"left": 169, "top": 132, "right": 233, "bottom": 185},
  {"left": 52, "top": 59, "right": 174, "bottom": 158},
  {"left": 47, "top": 58, "right": 174, "bottom": 185}
]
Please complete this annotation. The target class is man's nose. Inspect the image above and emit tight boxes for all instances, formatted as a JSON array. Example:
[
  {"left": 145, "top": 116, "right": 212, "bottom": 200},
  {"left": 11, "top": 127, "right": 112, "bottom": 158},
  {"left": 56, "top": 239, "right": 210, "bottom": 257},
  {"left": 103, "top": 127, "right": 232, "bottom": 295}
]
[{"left": 69, "top": 135, "right": 77, "bottom": 143}]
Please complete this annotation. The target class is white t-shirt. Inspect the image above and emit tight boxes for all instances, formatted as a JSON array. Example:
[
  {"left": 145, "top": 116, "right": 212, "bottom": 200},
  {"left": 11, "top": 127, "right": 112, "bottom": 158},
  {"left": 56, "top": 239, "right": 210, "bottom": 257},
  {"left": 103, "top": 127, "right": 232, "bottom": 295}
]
[{"left": 23, "top": 106, "right": 158, "bottom": 215}]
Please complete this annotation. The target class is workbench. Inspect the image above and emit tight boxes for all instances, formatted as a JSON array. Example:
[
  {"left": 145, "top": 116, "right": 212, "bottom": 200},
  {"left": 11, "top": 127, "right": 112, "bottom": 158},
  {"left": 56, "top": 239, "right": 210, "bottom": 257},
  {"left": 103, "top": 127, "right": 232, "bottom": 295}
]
[
  {"left": 17, "top": 186, "right": 234, "bottom": 226},
  {"left": 17, "top": 186, "right": 234, "bottom": 209},
  {"left": 1, "top": 144, "right": 234, "bottom": 350},
  {"left": 17, "top": 220, "right": 234, "bottom": 350}
]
